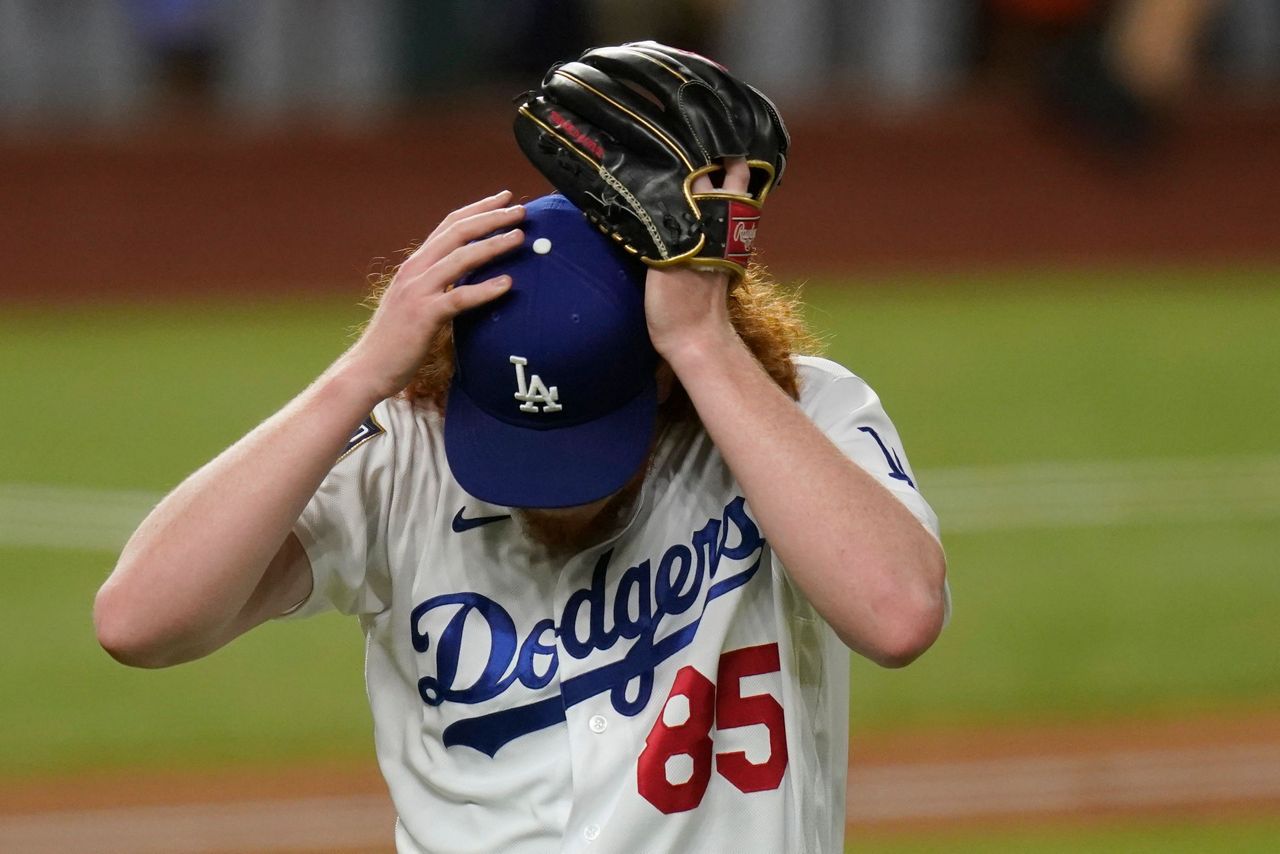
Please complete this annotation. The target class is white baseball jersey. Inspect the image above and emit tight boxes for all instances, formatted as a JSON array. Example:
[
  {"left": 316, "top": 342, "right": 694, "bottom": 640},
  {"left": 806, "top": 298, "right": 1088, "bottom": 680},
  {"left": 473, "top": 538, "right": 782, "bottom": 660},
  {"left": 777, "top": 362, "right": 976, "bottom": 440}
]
[{"left": 288, "top": 355, "right": 940, "bottom": 853}]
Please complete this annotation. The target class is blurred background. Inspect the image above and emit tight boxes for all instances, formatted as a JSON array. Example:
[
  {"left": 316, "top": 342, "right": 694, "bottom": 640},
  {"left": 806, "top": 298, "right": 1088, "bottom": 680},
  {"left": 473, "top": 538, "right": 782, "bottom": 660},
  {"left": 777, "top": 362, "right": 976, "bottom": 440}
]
[{"left": 1, "top": 1, "right": 1278, "bottom": 852}]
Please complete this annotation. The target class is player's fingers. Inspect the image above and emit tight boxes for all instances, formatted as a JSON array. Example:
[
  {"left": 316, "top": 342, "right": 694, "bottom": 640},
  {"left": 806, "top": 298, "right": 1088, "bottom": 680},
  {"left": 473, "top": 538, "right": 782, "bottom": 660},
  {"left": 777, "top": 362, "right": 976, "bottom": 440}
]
[
  {"left": 425, "top": 190, "right": 512, "bottom": 244},
  {"left": 691, "top": 157, "right": 750, "bottom": 195},
  {"left": 435, "top": 203, "right": 526, "bottom": 253},
  {"left": 403, "top": 203, "right": 524, "bottom": 277},
  {"left": 442, "top": 275, "right": 513, "bottom": 317},
  {"left": 722, "top": 157, "right": 750, "bottom": 195},
  {"left": 424, "top": 227, "right": 525, "bottom": 290}
]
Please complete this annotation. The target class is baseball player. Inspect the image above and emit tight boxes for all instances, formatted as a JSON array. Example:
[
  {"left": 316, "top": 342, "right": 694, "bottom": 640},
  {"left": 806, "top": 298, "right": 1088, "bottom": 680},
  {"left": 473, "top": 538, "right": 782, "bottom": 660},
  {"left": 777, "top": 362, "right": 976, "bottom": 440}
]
[{"left": 95, "top": 44, "right": 946, "bottom": 853}]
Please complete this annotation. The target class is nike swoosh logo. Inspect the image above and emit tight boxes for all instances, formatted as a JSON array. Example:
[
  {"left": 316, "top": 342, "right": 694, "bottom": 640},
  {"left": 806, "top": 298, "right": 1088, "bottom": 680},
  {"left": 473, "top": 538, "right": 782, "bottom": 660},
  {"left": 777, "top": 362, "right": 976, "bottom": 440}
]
[{"left": 451, "top": 507, "right": 511, "bottom": 533}]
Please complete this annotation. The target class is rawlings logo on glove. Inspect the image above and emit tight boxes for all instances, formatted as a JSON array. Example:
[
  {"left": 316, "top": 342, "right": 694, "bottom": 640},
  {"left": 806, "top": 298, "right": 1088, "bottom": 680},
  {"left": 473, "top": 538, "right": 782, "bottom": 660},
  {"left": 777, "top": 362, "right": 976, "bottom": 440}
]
[
  {"left": 547, "top": 110, "right": 605, "bottom": 160},
  {"left": 513, "top": 41, "right": 789, "bottom": 278}
]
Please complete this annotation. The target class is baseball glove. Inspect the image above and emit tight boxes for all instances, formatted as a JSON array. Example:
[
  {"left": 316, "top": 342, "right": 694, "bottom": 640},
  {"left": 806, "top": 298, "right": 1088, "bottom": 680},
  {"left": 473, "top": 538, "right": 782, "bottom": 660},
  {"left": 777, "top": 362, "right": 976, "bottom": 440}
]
[{"left": 513, "top": 41, "right": 789, "bottom": 277}]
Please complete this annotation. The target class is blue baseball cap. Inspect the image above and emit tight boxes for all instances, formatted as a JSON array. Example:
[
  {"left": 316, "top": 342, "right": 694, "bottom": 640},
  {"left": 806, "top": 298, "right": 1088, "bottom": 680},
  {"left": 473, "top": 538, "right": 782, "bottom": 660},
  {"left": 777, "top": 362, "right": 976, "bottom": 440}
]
[{"left": 444, "top": 194, "right": 658, "bottom": 509}]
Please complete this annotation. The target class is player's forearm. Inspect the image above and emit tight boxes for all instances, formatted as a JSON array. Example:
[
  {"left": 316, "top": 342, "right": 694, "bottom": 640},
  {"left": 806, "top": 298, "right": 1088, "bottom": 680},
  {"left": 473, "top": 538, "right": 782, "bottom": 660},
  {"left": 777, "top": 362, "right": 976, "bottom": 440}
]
[
  {"left": 667, "top": 334, "right": 947, "bottom": 666},
  {"left": 94, "top": 357, "right": 383, "bottom": 667},
  {"left": 96, "top": 194, "right": 522, "bottom": 668}
]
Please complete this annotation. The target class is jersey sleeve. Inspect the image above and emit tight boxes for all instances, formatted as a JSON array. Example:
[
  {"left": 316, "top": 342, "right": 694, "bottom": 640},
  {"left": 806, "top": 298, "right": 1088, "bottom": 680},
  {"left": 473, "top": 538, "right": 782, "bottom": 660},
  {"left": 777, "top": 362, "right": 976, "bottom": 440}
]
[
  {"left": 284, "top": 403, "right": 397, "bottom": 619},
  {"left": 794, "top": 355, "right": 940, "bottom": 541}
]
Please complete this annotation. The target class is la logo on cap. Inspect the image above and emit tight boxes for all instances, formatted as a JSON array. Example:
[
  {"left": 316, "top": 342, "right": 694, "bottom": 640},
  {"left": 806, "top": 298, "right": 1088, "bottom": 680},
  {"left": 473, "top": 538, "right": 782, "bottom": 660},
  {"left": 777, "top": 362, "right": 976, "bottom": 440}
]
[{"left": 510, "top": 355, "right": 562, "bottom": 413}]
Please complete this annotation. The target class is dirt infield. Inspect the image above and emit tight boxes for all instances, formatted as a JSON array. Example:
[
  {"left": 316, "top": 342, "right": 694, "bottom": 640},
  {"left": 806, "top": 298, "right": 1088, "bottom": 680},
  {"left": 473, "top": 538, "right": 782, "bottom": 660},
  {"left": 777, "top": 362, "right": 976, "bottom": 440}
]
[
  {"left": 4, "top": 712, "right": 1279, "bottom": 852},
  {"left": 2, "top": 94, "right": 1278, "bottom": 304}
]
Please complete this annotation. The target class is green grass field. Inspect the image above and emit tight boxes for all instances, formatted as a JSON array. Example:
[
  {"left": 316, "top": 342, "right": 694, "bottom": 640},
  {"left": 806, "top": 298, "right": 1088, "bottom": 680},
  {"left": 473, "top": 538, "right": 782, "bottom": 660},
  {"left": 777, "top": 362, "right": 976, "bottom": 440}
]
[
  {"left": 2, "top": 271, "right": 1278, "bottom": 849},
  {"left": 807, "top": 270, "right": 1280, "bottom": 732}
]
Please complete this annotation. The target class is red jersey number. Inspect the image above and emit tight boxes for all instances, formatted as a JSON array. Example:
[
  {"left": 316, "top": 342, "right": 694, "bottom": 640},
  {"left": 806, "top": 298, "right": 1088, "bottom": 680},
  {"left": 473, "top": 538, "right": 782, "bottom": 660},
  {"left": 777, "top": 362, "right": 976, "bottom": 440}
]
[{"left": 636, "top": 643, "right": 789, "bottom": 814}]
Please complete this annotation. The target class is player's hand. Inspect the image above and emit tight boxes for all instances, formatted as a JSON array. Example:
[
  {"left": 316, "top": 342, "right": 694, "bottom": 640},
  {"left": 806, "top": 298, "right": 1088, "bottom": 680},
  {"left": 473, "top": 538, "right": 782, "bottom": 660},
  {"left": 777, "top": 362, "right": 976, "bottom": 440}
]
[
  {"left": 643, "top": 158, "right": 751, "bottom": 366},
  {"left": 341, "top": 191, "right": 524, "bottom": 400}
]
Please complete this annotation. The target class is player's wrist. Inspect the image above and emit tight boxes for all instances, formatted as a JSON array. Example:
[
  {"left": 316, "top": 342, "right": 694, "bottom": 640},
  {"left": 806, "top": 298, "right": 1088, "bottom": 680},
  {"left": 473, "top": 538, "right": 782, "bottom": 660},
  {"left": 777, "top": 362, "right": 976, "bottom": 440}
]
[
  {"left": 325, "top": 348, "right": 405, "bottom": 410},
  {"left": 657, "top": 322, "right": 744, "bottom": 381}
]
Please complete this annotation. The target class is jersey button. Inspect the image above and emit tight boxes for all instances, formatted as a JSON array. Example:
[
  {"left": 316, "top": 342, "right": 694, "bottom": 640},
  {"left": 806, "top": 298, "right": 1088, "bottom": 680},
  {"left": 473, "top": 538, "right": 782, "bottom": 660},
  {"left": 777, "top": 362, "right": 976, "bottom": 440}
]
[
  {"left": 588, "top": 715, "right": 608, "bottom": 734},
  {"left": 583, "top": 823, "right": 601, "bottom": 841}
]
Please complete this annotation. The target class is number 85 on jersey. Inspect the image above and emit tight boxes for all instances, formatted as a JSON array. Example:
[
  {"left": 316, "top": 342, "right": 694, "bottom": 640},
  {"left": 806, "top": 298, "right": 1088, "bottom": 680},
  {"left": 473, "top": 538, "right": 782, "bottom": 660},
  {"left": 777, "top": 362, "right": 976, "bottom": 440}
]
[{"left": 638, "top": 643, "right": 788, "bottom": 813}]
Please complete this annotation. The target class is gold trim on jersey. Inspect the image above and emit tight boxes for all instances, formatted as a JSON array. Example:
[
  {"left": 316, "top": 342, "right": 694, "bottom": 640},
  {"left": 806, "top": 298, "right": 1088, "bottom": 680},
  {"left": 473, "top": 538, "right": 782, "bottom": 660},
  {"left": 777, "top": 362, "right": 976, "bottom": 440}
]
[{"left": 337, "top": 409, "right": 386, "bottom": 462}]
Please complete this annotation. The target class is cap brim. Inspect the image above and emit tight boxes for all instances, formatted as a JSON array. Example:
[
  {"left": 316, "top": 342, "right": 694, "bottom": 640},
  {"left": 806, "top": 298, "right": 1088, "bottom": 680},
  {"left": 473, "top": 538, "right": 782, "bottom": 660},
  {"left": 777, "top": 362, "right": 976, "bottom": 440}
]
[{"left": 444, "top": 381, "right": 657, "bottom": 509}]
